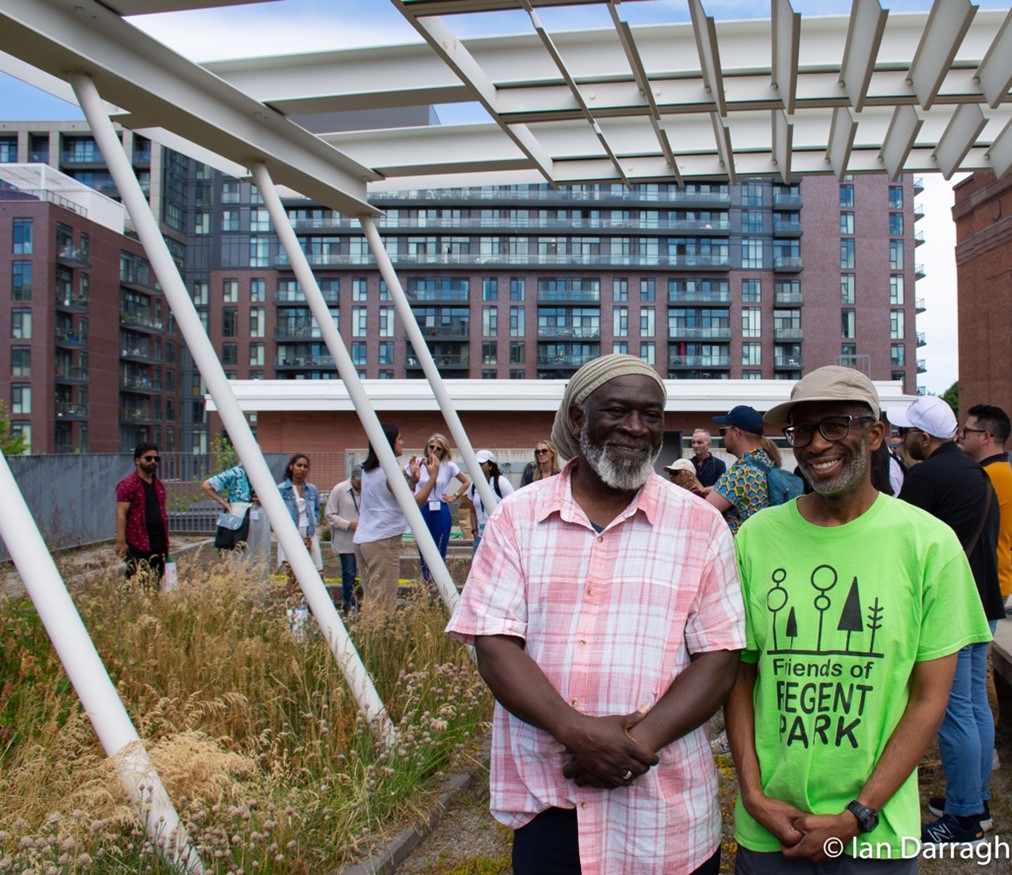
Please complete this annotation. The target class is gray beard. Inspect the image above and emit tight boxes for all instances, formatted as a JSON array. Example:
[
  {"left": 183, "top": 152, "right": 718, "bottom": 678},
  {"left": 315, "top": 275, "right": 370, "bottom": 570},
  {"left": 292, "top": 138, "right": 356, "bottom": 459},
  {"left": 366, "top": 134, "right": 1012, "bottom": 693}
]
[
  {"left": 805, "top": 449, "right": 867, "bottom": 496},
  {"left": 579, "top": 421, "right": 660, "bottom": 492}
]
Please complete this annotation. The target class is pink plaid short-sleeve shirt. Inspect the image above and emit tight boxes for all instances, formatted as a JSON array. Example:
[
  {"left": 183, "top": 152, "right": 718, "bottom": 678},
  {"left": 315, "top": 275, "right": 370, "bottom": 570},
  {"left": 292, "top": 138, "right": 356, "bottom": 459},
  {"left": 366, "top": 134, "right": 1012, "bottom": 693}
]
[{"left": 447, "top": 462, "right": 746, "bottom": 874}]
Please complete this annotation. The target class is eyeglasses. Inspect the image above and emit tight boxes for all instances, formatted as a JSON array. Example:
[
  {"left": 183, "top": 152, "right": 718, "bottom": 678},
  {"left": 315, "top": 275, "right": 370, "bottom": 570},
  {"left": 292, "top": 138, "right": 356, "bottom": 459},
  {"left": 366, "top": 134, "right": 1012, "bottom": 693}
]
[
  {"left": 783, "top": 415, "right": 876, "bottom": 448},
  {"left": 534, "top": 448, "right": 551, "bottom": 456},
  {"left": 960, "top": 426, "right": 988, "bottom": 439},
  {"left": 717, "top": 427, "right": 730, "bottom": 436},
  {"left": 427, "top": 444, "right": 442, "bottom": 451},
  {"left": 140, "top": 455, "right": 160, "bottom": 462}
]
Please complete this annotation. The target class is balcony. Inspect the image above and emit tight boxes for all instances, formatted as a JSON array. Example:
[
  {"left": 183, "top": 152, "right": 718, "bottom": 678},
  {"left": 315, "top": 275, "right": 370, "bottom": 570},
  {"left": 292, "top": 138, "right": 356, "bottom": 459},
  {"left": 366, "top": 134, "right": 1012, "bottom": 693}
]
[
  {"left": 119, "top": 406, "right": 162, "bottom": 423},
  {"left": 668, "top": 355, "right": 731, "bottom": 369},
  {"left": 914, "top": 230, "right": 925, "bottom": 247},
  {"left": 536, "top": 326, "right": 601, "bottom": 340},
  {"left": 120, "top": 310, "right": 165, "bottom": 332},
  {"left": 774, "top": 327, "right": 805, "bottom": 341},
  {"left": 772, "top": 218, "right": 803, "bottom": 237},
  {"left": 668, "top": 254, "right": 731, "bottom": 270},
  {"left": 55, "top": 367, "right": 89, "bottom": 383},
  {"left": 415, "top": 322, "right": 470, "bottom": 339},
  {"left": 405, "top": 353, "right": 469, "bottom": 370},
  {"left": 772, "top": 191, "right": 803, "bottom": 209},
  {"left": 774, "top": 357, "right": 804, "bottom": 370},
  {"left": 668, "top": 288, "right": 730, "bottom": 304},
  {"left": 914, "top": 263, "right": 926, "bottom": 279},
  {"left": 773, "top": 290, "right": 804, "bottom": 306},
  {"left": 120, "top": 270, "right": 161, "bottom": 295},
  {"left": 275, "top": 318, "right": 322, "bottom": 341},
  {"left": 55, "top": 330, "right": 88, "bottom": 348},
  {"left": 915, "top": 298, "right": 926, "bottom": 313},
  {"left": 668, "top": 326, "right": 732, "bottom": 340},
  {"left": 913, "top": 201, "right": 925, "bottom": 222},
  {"left": 917, "top": 359, "right": 927, "bottom": 373},
  {"left": 275, "top": 355, "right": 335, "bottom": 369},
  {"left": 368, "top": 186, "right": 732, "bottom": 206},
  {"left": 120, "top": 374, "right": 164, "bottom": 393},
  {"left": 56, "top": 246, "right": 91, "bottom": 268},
  {"left": 916, "top": 332, "right": 927, "bottom": 347},
  {"left": 120, "top": 345, "right": 164, "bottom": 364},
  {"left": 913, "top": 176, "right": 925, "bottom": 194},
  {"left": 273, "top": 289, "right": 340, "bottom": 306},
  {"left": 55, "top": 402, "right": 88, "bottom": 419},
  {"left": 536, "top": 353, "right": 599, "bottom": 368},
  {"left": 537, "top": 289, "right": 601, "bottom": 304},
  {"left": 772, "top": 255, "right": 803, "bottom": 272},
  {"left": 55, "top": 292, "right": 89, "bottom": 312},
  {"left": 60, "top": 149, "right": 105, "bottom": 167},
  {"left": 406, "top": 288, "right": 469, "bottom": 304}
]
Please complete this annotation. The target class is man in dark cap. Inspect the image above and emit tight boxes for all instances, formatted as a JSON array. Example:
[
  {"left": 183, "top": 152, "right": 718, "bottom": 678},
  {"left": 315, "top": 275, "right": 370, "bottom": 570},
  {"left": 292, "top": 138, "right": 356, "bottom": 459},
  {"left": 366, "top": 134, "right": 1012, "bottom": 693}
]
[
  {"left": 706, "top": 405, "right": 774, "bottom": 534},
  {"left": 725, "top": 366, "right": 990, "bottom": 872},
  {"left": 447, "top": 354, "right": 744, "bottom": 874}
]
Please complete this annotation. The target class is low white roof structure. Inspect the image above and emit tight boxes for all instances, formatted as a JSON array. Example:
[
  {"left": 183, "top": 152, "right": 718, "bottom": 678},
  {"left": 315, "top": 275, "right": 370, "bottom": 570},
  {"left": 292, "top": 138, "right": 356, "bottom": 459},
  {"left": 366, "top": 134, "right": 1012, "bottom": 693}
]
[
  {"left": 209, "top": 378, "right": 917, "bottom": 415},
  {"left": 1, "top": 0, "right": 1009, "bottom": 214}
]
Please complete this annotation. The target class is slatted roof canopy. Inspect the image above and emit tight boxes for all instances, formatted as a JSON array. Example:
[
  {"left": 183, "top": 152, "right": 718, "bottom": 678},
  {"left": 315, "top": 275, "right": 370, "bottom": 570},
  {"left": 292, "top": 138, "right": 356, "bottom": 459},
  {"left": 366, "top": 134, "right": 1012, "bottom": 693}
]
[{"left": 1, "top": 0, "right": 1010, "bottom": 215}]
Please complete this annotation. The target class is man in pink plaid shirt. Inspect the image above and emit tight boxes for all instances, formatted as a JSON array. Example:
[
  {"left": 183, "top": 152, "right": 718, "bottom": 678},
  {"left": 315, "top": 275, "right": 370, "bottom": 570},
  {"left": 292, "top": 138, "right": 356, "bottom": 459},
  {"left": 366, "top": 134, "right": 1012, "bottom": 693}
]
[{"left": 447, "top": 355, "right": 745, "bottom": 874}]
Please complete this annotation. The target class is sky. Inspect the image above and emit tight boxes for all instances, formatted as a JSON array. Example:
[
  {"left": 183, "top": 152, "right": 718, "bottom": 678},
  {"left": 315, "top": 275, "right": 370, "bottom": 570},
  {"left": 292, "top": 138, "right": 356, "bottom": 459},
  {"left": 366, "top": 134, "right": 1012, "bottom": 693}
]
[{"left": 2, "top": 0, "right": 1005, "bottom": 393}]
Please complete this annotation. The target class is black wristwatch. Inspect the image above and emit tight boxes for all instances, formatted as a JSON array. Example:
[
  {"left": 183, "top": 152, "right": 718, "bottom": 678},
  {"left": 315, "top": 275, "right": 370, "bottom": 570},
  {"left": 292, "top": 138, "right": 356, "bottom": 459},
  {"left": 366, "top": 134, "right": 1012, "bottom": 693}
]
[{"left": 846, "top": 800, "right": 879, "bottom": 833}]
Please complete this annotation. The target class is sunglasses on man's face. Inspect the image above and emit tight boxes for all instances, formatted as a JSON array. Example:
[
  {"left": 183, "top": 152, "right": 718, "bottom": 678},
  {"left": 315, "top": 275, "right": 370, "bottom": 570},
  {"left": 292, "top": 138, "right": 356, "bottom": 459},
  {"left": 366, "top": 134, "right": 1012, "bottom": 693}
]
[{"left": 141, "top": 455, "right": 160, "bottom": 463}]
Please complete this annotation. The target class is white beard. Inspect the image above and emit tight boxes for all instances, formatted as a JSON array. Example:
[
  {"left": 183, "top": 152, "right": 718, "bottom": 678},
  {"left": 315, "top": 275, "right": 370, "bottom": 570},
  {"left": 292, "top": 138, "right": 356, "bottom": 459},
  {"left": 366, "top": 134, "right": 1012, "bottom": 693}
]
[{"left": 579, "top": 419, "right": 661, "bottom": 492}]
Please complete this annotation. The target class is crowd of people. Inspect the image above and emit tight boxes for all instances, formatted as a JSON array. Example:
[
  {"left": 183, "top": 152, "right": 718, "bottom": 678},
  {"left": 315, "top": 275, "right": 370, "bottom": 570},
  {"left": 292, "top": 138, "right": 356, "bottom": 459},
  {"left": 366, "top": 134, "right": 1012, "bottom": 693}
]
[{"left": 114, "top": 352, "right": 1011, "bottom": 872}]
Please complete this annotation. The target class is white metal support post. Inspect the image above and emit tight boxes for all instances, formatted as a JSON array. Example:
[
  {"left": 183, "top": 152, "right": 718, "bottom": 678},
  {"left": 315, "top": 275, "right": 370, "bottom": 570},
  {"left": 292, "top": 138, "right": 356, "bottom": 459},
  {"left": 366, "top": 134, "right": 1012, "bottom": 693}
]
[
  {"left": 0, "top": 452, "right": 205, "bottom": 875},
  {"left": 69, "top": 73, "right": 396, "bottom": 746},
  {"left": 359, "top": 217, "right": 500, "bottom": 517},
  {"left": 250, "top": 163, "right": 462, "bottom": 614}
]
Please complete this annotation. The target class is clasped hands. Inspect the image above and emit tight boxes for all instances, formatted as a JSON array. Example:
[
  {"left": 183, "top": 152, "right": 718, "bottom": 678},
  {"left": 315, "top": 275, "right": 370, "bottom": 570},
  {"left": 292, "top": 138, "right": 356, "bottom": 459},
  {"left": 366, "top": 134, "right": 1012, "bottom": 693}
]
[
  {"left": 559, "top": 709, "right": 659, "bottom": 789},
  {"left": 747, "top": 794, "right": 860, "bottom": 862}
]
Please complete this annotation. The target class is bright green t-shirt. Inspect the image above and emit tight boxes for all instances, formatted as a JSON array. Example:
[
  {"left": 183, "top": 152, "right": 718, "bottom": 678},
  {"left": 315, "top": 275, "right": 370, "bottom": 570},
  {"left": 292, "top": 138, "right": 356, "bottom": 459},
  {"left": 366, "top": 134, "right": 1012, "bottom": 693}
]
[{"left": 733, "top": 493, "right": 992, "bottom": 857}]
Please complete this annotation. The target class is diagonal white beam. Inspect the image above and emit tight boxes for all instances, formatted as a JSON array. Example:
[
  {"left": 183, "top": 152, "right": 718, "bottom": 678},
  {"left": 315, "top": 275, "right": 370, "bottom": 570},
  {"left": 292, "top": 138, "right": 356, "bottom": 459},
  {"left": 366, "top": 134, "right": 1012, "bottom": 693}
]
[
  {"left": 934, "top": 103, "right": 988, "bottom": 179},
  {"left": 688, "top": 0, "right": 726, "bottom": 117},
  {"left": 826, "top": 106, "right": 858, "bottom": 180},
  {"left": 987, "top": 116, "right": 1012, "bottom": 179},
  {"left": 0, "top": 0, "right": 379, "bottom": 217},
  {"left": 908, "top": 0, "right": 977, "bottom": 111},
  {"left": 771, "top": 0, "right": 800, "bottom": 115},
  {"left": 840, "top": 0, "right": 888, "bottom": 113},
  {"left": 710, "top": 113, "right": 736, "bottom": 184},
  {"left": 975, "top": 9, "right": 1012, "bottom": 110},
  {"left": 879, "top": 104, "right": 924, "bottom": 179},
  {"left": 772, "top": 109, "right": 793, "bottom": 183}
]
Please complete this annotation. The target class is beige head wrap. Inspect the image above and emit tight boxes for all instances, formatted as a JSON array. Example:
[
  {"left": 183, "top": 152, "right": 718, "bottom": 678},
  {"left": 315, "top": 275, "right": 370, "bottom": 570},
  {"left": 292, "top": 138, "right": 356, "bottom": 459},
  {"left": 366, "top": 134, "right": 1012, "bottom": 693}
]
[{"left": 550, "top": 354, "right": 667, "bottom": 461}]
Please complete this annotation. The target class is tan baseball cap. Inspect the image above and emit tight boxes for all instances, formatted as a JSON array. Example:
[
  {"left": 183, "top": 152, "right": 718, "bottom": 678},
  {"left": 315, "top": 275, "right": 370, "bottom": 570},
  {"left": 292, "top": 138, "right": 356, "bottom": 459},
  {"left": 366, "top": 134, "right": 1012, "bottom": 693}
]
[{"left": 764, "top": 365, "right": 881, "bottom": 425}]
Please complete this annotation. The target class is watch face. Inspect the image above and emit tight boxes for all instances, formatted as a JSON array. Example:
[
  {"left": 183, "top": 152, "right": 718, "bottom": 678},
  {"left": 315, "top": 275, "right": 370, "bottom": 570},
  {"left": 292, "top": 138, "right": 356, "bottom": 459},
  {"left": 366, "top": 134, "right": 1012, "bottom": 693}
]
[{"left": 848, "top": 801, "right": 878, "bottom": 833}]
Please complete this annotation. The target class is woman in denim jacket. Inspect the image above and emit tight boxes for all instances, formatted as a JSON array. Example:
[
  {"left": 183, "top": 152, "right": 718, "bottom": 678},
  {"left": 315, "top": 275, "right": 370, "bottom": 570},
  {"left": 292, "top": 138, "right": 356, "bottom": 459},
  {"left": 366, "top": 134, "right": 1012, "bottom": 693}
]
[{"left": 277, "top": 452, "right": 322, "bottom": 596}]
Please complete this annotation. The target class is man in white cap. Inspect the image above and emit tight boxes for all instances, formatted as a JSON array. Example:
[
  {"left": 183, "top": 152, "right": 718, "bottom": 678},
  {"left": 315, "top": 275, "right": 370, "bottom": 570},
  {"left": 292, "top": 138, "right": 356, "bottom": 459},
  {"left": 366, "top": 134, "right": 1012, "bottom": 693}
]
[
  {"left": 447, "top": 354, "right": 745, "bottom": 874},
  {"left": 887, "top": 395, "right": 1004, "bottom": 845},
  {"left": 726, "top": 366, "right": 990, "bottom": 873}
]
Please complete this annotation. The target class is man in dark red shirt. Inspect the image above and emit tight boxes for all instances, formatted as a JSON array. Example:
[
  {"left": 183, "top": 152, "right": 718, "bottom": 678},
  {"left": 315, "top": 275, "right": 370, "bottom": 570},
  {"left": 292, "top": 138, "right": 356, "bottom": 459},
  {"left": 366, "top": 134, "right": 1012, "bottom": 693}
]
[{"left": 115, "top": 442, "right": 169, "bottom": 585}]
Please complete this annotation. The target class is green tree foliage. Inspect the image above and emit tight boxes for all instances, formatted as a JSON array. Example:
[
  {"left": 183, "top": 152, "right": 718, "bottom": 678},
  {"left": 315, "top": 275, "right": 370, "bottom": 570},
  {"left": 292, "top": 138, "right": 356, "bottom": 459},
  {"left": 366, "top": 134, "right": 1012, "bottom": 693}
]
[
  {"left": 940, "top": 381, "right": 959, "bottom": 416},
  {"left": 0, "top": 401, "right": 28, "bottom": 456}
]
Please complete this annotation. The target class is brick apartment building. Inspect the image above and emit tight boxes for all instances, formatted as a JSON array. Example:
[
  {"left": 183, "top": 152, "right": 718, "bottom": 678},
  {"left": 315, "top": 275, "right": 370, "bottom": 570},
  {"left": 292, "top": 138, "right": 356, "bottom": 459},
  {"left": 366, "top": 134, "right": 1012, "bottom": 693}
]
[{"left": 1, "top": 121, "right": 923, "bottom": 458}]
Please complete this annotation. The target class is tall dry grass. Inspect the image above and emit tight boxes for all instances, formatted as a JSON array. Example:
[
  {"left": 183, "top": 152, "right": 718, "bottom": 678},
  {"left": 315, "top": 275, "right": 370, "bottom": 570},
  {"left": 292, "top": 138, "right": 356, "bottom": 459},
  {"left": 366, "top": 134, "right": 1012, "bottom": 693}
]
[{"left": 0, "top": 551, "right": 490, "bottom": 873}]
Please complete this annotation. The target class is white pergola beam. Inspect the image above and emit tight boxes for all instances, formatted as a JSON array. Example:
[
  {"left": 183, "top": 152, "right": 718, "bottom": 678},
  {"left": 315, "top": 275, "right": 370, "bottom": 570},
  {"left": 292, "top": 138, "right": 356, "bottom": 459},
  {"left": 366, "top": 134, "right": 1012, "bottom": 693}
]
[
  {"left": 908, "top": 0, "right": 977, "bottom": 110},
  {"left": 879, "top": 104, "right": 924, "bottom": 179},
  {"left": 841, "top": 0, "right": 889, "bottom": 113},
  {"left": 772, "top": 0, "right": 801, "bottom": 115},
  {"left": 934, "top": 103, "right": 988, "bottom": 179},
  {"left": 987, "top": 117, "right": 1012, "bottom": 179},
  {"left": 772, "top": 110, "right": 793, "bottom": 183},
  {"left": 975, "top": 9, "right": 1012, "bottom": 110},
  {"left": 689, "top": 0, "right": 726, "bottom": 117}
]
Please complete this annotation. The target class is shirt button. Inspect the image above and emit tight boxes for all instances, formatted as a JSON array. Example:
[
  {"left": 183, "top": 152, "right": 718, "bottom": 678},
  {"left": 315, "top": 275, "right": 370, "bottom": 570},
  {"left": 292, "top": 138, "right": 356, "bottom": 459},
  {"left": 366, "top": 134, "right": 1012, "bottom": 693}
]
[
  {"left": 581, "top": 802, "right": 588, "bottom": 810},
  {"left": 596, "top": 536, "right": 603, "bottom": 543},
  {"left": 578, "top": 640, "right": 586, "bottom": 647},
  {"left": 586, "top": 588, "right": 594, "bottom": 597},
  {"left": 570, "top": 698, "right": 579, "bottom": 708}
]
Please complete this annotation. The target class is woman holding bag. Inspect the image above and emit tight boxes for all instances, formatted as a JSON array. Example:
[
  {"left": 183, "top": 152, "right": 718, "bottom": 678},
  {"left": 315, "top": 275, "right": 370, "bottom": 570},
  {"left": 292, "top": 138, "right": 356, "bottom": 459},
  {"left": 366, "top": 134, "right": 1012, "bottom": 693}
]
[{"left": 202, "top": 463, "right": 256, "bottom": 552}]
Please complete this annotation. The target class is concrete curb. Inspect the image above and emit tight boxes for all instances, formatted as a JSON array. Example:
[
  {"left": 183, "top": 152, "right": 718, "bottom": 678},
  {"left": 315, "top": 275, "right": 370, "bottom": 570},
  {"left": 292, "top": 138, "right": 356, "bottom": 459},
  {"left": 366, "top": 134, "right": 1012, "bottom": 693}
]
[{"left": 339, "top": 770, "right": 476, "bottom": 875}]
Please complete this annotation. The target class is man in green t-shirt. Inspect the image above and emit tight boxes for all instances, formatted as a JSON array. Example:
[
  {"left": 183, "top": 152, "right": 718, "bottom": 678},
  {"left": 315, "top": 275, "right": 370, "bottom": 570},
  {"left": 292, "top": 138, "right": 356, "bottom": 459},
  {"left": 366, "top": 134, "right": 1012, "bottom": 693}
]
[{"left": 725, "top": 366, "right": 992, "bottom": 873}]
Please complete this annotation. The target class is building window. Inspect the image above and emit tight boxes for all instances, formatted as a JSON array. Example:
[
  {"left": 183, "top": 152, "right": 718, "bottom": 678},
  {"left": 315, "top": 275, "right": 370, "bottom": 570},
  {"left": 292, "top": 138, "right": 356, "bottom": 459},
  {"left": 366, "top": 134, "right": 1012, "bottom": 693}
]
[
  {"left": 742, "top": 342, "right": 762, "bottom": 366},
  {"left": 890, "top": 310, "right": 905, "bottom": 339},
  {"left": 222, "top": 181, "right": 241, "bottom": 203},
  {"left": 889, "top": 185, "right": 903, "bottom": 209},
  {"left": 482, "top": 341, "right": 497, "bottom": 364},
  {"left": 640, "top": 342, "right": 656, "bottom": 365},
  {"left": 742, "top": 239, "right": 764, "bottom": 270},
  {"left": 889, "top": 275, "right": 904, "bottom": 305},
  {"left": 889, "top": 213, "right": 904, "bottom": 236},
  {"left": 378, "top": 307, "right": 394, "bottom": 337},
  {"left": 249, "top": 308, "right": 265, "bottom": 337},
  {"left": 741, "top": 182, "right": 763, "bottom": 206},
  {"left": 841, "top": 274, "right": 856, "bottom": 304},
  {"left": 352, "top": 278, "right": 369, "bottom": 301},
  {"left": 889, "top": 240, "right": 904, "bottom": 270},
  {"left": 510, "top": 306, "right": 525, "bottom": 337},
  {"left": 613, "top": 341, "right": 629, "bottom": 355},
  {"left": 250, "top": 278, "right": 265, "bottom": 302},
  {"left": 482, "top": 369, "right": 497, "bottom": 380},
  {"left": 12, "top": 219, "right": 32, "bottom": 254},
  {"left": 743, "top": 370, "right": 762, "bottom": 380},
  {"left": 351, "top": 342, "right": 367, "bottom": 366},
  {"left": 221, "top": 343, "right": 237, "bottom": 366},
  {"left": 890, "top": 344, "right": 906, "bottom": 366},
  {"left": 510, "top": 277, "right": 526, "bottom": 301},
  {"left": 842, "top": 309, "right": 856, "bottom": 338},
  {"left": 11, "top": 385, "right": 31, "bottom": 415},
  {"left": 223, "top": 278, "right": 239, "bottom": 303},
  {"left": 222, "top": 209, "right": 240, "bottom": 231},
  {"left": 222, "top": 307, "right": 237, "bottom": 337},
  {"left": 192, "top": 281, "right": 209, "bottom": 306},
  {"left": 11, "top": 262, "right": 31, "bottom": 300},
  {"left": 249, "top": 342, "right": 264, "bottom": 366},
  {"left": 510, "top": 369, "right": 526, "bottom": 379},
  {"left": 742, "top": 307, "right": 761, "bottom": 339},
  {"left": 840, "top": 185, "right": 854, "bottom": 207},
  {"left": 194, "top": 212, "right": 211, "bottom": 235},
  {"left": 840, "top": 212, "right": 854, "bottom": 235},
  {"left": 352, "top": 307, "right": 368, "bottom": 337},
  {"left": 510, "top": 341, "right": 525, "bottom": 364},
  {"left": 378, "top": 341, "right": 395, "bottom": 365},
  {"left": 741, "top": 210, "right": 764, "bottom": 233},
  {"left": 250, "top": 208, "right": 270, "bottom": 232},
  {"left": 11, "top": 346, "right": 30, "bottom": 377},
  {"left": 640, "top": 307, "right": 655, "bottom": 337},
  {"left": 613, "top": 278, "right": 629, "bottom": 302},
  {"left": 249, "top": 238, "right": 270, "bottom": 268},
  {"left": 640, "top": 279, "right": 656, "bottom": 302},
  {"left": 613, "top": 307, "right": 628, "bottom": 338},
  {"left": 482, "top": 277, "right": 498, "bottom": 301},
  {"left": 482, "top": 306, "right": 497, "bottom": 337},
  {"left": 840, "top": 239, "right": 855, "bottom": 269},
  {"left": 742, "top": 279, "right": 761, "bottom": 302}
]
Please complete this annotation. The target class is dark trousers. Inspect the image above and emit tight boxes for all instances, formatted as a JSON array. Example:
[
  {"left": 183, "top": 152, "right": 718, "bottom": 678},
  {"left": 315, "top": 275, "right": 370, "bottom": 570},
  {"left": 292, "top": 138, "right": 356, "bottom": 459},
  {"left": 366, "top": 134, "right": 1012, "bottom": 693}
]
[
  {"left": 125, "top": 544, "right": 166, "bottom": 587},
  {"left": 512, "top": 807, "right": 720, "bottom": 875},
  {"left": 339, "top": 552, "right": 358, "bottom": 611}
]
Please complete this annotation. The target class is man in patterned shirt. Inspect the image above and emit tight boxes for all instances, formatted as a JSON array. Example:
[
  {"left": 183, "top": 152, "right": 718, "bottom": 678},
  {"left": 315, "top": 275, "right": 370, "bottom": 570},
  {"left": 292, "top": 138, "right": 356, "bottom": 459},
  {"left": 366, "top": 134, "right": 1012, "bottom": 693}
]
[
  {"left": 706, "top": 405, "right": 774, "bottom": 535},
  {"left": 447, "top": 354, "right": 745, "bottom": 874}
]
